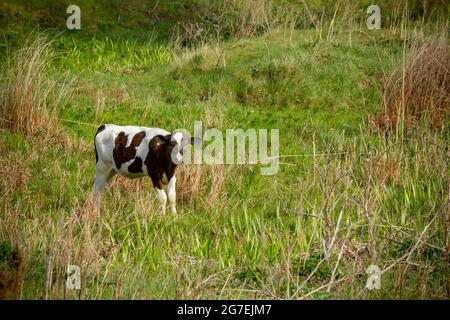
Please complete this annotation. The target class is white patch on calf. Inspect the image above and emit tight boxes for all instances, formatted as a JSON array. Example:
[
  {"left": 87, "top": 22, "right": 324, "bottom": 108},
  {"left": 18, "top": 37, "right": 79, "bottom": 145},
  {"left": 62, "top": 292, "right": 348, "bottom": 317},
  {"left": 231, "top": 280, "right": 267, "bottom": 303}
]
[{"left": 171, "top": 131, "right": 185, "bottom": 164}]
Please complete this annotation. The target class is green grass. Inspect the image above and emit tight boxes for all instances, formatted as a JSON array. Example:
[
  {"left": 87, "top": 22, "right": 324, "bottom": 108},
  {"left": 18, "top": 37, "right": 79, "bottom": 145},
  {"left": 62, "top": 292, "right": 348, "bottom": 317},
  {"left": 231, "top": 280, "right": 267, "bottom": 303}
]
[{"left": 0, "top": 1, "right": 449, "bottom": 300}]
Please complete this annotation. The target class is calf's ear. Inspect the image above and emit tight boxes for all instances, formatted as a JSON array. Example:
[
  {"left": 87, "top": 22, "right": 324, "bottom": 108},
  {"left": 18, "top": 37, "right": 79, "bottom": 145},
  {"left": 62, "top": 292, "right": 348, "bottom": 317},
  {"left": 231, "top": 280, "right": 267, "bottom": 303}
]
[
  {"left": 164, "top": 134, "right": 172, "bottom": 143},
  {"left": 190, "top": 137, "right": 202, "bottom": 145}
]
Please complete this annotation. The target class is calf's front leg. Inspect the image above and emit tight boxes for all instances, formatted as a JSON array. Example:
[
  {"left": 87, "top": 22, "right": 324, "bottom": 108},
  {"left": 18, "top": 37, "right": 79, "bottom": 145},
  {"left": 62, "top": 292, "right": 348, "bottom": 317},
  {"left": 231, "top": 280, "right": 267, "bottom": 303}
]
[
  {"left": 154, "top": 187, "right": 167, "bottom": 215},
  {"left": 166, "top": 176, "right": 177, "bottom": 214}
]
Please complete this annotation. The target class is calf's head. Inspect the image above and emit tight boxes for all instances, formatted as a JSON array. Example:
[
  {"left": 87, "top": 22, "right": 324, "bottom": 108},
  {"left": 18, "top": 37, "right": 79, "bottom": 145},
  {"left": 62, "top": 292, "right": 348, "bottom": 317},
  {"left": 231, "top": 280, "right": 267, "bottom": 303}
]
[
  {"left": 150, "top": 132, "right": 201, "bottom": 165},
  {"left": 170, "top": 131, "right": 202, "bottom": 164}
]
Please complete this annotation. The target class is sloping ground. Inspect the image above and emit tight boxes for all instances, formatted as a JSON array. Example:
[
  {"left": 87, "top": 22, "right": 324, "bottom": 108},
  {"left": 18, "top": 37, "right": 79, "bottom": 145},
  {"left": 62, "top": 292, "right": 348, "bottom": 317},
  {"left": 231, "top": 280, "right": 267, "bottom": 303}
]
[
  {"left": 0, "top": 3, "right": 449, "bottom": 300},
  {"left": 57, "top": 29, "right": 400, "bottom": 138}
]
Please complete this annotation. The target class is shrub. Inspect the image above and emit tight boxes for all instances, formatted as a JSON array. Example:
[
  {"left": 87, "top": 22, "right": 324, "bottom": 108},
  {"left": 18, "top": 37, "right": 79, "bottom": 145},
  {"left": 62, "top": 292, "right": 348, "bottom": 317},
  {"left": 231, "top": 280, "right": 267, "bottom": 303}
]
[{"left": 376, "top": 32, "right": 450, "bottom": 133}]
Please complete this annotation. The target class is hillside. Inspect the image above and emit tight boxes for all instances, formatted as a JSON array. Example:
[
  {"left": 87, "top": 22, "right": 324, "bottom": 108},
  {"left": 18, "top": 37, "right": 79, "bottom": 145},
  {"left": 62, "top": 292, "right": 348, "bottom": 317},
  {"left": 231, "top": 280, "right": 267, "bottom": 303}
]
[{"left": 0, "top": 1, "right": 449, "bottom": 299}]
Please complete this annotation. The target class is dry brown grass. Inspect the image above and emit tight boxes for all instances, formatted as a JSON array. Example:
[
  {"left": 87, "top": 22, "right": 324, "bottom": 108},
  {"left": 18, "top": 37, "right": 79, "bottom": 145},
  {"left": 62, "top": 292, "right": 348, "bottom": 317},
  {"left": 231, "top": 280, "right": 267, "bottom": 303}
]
[
  {"left": 234, "top": 0, "right": 274, "bottom": 38},
  {"left": 176, "top": 163, "right": 231, "bottom": 208},
  {"left": 177, "top": 164, "right": 205, "bottom": 203},
  {"left": 0, "top": 33, "right": 72, "bottom": 136},
  {"left": 376, "top": 31, "right": 450, "bottom": 133},
  {"left": 169, "top": 0, "right": 302, "bottom": 48},
  {"left": 372, "top": 152, "right": 401, "bottom": 187},
  {"left": 0, "top": 152, "right": 30, "bottom": 198}
]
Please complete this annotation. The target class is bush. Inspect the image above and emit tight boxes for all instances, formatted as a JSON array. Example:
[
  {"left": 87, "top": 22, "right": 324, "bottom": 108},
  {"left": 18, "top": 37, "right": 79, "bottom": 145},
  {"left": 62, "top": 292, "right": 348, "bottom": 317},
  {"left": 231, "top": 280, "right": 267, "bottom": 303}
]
[{"left": 376, "top": 32, "right": 450, "bottom": 133}]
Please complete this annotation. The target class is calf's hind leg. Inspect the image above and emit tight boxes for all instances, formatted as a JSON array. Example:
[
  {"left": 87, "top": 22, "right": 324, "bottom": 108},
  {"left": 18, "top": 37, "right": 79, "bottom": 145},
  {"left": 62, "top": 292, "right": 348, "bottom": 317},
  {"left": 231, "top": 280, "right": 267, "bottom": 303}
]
[{"left": 93, "top": 162, "right": 116, "bottom": 209}]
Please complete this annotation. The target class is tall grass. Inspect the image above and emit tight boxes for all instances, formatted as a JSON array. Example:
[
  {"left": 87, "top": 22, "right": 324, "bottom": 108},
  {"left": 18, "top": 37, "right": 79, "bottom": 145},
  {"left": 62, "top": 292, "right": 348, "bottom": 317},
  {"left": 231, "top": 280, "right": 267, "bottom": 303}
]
[
  {"left": 0, "top": 33, "right": 72, "bottom": 136},
  {"left": 1, "top": 123, "right": 447, "bottom": 299},
  {"left": 376, "top": 30, "right": 450, "bottom": 133},
  {"left": 169, "top": 0, "right": 304, "bottom": 48}
]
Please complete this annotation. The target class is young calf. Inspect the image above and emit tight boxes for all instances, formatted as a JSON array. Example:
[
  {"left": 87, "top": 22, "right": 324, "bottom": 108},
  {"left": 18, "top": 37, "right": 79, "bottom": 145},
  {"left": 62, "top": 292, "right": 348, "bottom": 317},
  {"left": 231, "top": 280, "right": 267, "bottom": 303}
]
[{"left": 93, "top": 124, "right": 200, "bottom": 214}]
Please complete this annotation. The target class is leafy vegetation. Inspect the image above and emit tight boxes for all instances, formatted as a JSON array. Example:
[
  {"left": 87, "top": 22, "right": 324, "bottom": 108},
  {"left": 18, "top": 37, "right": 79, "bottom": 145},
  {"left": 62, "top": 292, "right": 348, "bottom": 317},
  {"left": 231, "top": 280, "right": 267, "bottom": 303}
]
[{"left": 0, "top": 0, "right": 449, "bottom": 299}]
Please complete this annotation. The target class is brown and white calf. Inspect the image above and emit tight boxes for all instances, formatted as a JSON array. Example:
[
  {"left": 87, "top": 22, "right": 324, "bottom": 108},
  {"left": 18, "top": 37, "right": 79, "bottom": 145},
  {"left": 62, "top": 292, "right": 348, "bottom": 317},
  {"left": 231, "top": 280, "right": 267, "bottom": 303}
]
[{"left": 93, "top": 124, "right": 201, "bottom": 214}]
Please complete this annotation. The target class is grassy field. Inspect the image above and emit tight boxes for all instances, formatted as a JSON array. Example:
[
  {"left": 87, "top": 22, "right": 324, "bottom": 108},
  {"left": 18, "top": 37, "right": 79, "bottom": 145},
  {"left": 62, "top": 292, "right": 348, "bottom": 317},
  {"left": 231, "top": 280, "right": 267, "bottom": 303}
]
[{"left": 0, "top": 1, "right": 449, "bottom": 299}]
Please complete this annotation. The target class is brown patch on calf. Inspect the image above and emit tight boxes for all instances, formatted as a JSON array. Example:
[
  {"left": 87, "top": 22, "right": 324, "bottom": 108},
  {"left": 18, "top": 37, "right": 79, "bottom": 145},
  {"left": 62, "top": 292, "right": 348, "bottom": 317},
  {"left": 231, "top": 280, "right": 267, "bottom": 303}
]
[
  {"left": 128, "top": 156, "right": 143, "bottom": 173},
  {"left": 94, "top": 124, "right": 106, "bottom": 163},
  {"left": 145, "top": 134, "right": 177, "bottom": 189},
  {"left": 113, "top": 131, "right": 146, "bottom": 169}
]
